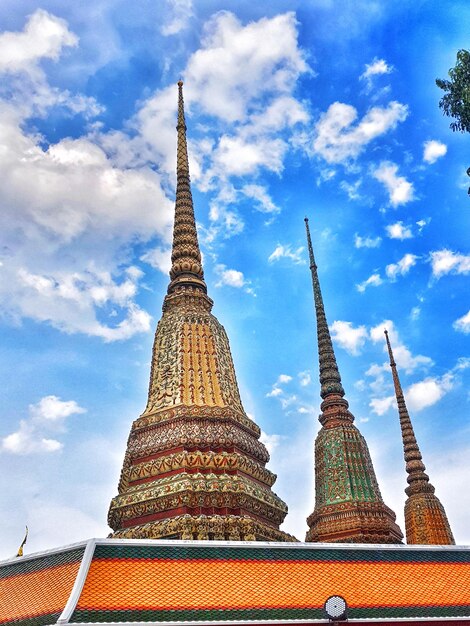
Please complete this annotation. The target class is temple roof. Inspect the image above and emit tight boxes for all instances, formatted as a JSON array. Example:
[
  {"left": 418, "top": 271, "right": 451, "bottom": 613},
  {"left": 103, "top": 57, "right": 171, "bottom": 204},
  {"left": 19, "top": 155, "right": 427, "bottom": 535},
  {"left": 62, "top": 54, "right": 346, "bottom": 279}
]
[{"left": 2, "top": 539, "right": 470, "bottom": 626}]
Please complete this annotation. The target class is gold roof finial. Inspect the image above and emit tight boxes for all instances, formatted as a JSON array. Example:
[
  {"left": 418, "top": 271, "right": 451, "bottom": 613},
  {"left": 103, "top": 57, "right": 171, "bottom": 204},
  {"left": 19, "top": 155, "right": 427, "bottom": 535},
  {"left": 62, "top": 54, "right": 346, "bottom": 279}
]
[{"left": 16, "top": 526, "right": 28, "bottom": 558}]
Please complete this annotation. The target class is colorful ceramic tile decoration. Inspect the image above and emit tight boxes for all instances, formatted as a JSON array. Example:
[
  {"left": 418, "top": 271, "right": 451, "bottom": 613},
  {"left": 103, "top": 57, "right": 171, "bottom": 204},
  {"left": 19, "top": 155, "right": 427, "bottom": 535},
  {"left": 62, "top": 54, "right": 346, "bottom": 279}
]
[{"left": 107, "top": 83, "right": 293, "bottom": 543}]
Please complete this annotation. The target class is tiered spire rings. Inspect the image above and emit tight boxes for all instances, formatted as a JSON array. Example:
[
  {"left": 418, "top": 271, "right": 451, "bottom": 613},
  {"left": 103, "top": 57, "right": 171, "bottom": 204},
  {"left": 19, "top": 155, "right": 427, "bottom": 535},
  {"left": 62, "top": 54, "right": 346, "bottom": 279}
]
[
  {"left": 384, "top": 330, "right": 454, "bottom": 544},
  {"left": 304, "top": 218, "right": 403, "bottom": 544},
  {"left": 168, "top": 81, "right": 206, "bottom": 296}
]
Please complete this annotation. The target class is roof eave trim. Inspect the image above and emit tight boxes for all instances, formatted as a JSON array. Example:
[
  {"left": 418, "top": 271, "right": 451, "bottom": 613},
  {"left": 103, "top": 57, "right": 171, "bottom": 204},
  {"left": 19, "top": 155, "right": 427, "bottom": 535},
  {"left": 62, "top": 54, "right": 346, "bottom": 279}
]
[
  {"left": 69, "top": 617, "right": 470, "bottom": 626},
  {"left": 90, "top": 537, "right": 470, "bottom": 552},
  {"left": 58, "top": 538, "right": 97, "bottom": 624}
]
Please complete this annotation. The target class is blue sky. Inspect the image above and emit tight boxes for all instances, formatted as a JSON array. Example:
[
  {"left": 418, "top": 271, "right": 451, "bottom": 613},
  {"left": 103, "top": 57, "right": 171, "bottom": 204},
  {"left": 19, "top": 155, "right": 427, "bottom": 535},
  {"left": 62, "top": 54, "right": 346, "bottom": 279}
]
[{"left": 0, "top": 0, "right": 469, "bottom": 558}]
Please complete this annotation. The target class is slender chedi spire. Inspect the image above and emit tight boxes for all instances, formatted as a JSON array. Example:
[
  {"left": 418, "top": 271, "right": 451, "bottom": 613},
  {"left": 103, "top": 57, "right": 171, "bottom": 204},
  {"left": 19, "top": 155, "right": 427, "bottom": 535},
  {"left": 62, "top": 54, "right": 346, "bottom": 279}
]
[
  {"left": 384, "top": 330, "right": 454, "bottom": 544},
  {"left": 107, "top": 83, "right": 294, "bottom": 542},
  {"left": 304, "top": 218, "right": 403, "bottom": 543},
  {"left": 168, "top": 81, "right": 206, "bottom": 296}
]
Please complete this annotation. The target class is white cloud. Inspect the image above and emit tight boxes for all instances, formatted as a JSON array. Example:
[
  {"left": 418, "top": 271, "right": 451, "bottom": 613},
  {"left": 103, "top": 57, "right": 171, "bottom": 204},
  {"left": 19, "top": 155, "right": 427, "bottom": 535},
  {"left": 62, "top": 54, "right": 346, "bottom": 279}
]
[
  {"left": 356, "top": 273, "right": 382, "bottom": 292},
  {"left": 141, "top": 246, "right": 172, "bottom": 274},
  {"left": 386, "top": 221, "right": 413, "bottom": 240},
  {"left": 423, "top": 140, "right": 447, "bottom": 164},
  {"left": 385, "top": 253, "right": 419, "bottom": 280},
  {"left": 405, "top": 375, "right": 453, "bottom": 412},
  {"left": 0, "top": 9, "right": 78, "bottom": 75},
  {"left": 250, "top": 95, "right": 309, "bottom": 132},
  {"left": 354, "top": 234, "right": 381, "bottom": 248},
  {"left": 370, "top": 395, "right": 395, "bottom": 416},
  {"left": 215, "top": 264, "right": 245, "bottom": 288},
  {"left": 10, "top": 266, "right": 152, "bottom": 341},
  {"left": 0, "top": 13, "right": 177, "bottom": 341},
  {"left": 214, "top": 263, "right": 255, "bottom": 296},
  {"left": 361, "top": 58, "right": 393, "bottom": 81},
  {"left": 29, "top": 395, "right": 86, "bottom": 424},
  {"left": 260, "top": 431, "right": 281, "bottom": 456},
  {"left": 205, "top": 193, "right": 245, "bottom": 242},
  {"left": 268, "top": 244, "right": 305, "bottom": 265},
  {"left": 416, "top": 218, "right": 430, "bottom": 232},
  {"left": 132, "top": 12, "right": 309, "bottom": 242},
  {"left": 183, "top": 12, "right": 308, "bottom": 123},
  {"left": 280, "top": 394, "right": 298, "bottom": 410},
  {"left": 266, "top": 373, "right": 292, "bottom": 398},
  {"left": 242, "top": 184, "right": 280, "bottom": 214},
  {"left": 369, "top": 320, "right": 433, "bottom": 373},
  {"left": 373, "top": 161, "right": 414, "bottom": 206},
  {"left": 1, "top": 420, "right": 63, "bottom": 455},
  {"left": 0, "top": 11, "right": 102, "bottom": 121},
  {"left": 0, "top": 114, "right": 166, "bottom": 342},
  {"left": 404, "top": 360, "right": 470, "bottom": 412},
  {"left": 313, "top": 101, "right": 408, "bottom": 164},
  {"left": 368, "top": 356, "right": 457, "bottom": 416},
  {"left": 161, "top": 0, "right": 193, "bottom": 36},
  {"left": 454, "top": 310, "right": 470, "bottom": 334},
  {"left": 340, "top": 179, "right": 362, "bottom": 200},
  {"left": 212, "top": 134, "right": 287, "bottom": 176},
  {"left": 317, "top": 168, "right": 336, "bottom": 185},
  {"left": 410, "top": 306, "right": 421, "bottom": 321},
  {"left": 298, "top": 371, "right": 311, "bottom": 387},
  {"left": 429, "top": 249, "right": 470, "bottom": 278},
  {"left": 1, "top": 395, "right": 85, "bottom": 455},
  {"left": 266, "top": 387, "right": 283, "bottom": 398},
  {"left": 330, "top": 320, "right": 368, "bottom": 355}
]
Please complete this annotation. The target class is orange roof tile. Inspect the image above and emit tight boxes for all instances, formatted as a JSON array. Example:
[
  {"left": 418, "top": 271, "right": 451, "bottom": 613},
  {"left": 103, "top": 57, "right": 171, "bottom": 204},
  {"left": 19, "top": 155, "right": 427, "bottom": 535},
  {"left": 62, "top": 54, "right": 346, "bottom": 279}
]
[{"left": 2, "top": 539, "right": 470, "bottom": 625}]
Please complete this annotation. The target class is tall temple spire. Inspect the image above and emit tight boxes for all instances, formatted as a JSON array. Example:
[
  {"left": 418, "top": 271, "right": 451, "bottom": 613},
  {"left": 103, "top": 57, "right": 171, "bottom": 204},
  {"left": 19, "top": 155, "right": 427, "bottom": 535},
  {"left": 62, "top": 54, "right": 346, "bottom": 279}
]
[
  {"left": 304, "top": 218, "right": 403, "bottom": 544},
  {"left": 107, "top": 83, "right": 295, "bottom": 542},
  {"left": 384, "top": 330, "right": 454, "bottom": 544},
  {"left": 168, "top": 81, "right": 206, "bottom": 295},
  {"left": 305, "top": 217, "right": 345, "bottom": 402}
]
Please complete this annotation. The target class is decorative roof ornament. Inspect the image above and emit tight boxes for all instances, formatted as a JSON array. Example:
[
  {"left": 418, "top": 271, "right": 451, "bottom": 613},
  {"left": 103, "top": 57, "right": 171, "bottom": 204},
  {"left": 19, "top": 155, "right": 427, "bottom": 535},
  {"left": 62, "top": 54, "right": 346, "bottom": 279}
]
[
  {"left": 15, "top": 526, "right": 28, "bottom": 558},
  {"left": 384, "top": 329, "right": 455, "bottom": 544},
  {"left": 304, "top": 218, "right": 403, "bottom": 544},
  {"left": 107, "top": 83, "right": 294, "bottom": 542}
]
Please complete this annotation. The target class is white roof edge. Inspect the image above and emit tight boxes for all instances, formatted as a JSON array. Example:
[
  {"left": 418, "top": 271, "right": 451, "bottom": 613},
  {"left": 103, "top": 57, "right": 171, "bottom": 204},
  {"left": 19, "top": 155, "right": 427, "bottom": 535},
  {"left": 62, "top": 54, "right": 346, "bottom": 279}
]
[
  {"left": 69, "top": 617, "right": 470, "bottom": 626},
  {"left": 2, "top": 537, "right": 470, "bottom": 565},
  {"left": 57, "top": 538, "right": 97, "bottom": 625},
  {"left": 90, "top": 538, "right": 470, "bottom": 552},
  {"left": 0, "top": 538, "right": 91, "bottom": 565}
]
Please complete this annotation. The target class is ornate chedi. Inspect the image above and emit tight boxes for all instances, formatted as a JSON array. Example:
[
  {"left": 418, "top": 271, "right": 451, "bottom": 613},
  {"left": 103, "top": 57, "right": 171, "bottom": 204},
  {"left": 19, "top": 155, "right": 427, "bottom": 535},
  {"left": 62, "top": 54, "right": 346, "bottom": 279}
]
[
  {"left": 107, "top": 82, "right": 294, "bottom": 542},
  {"left": 384, "top": 330, "right": 454, "bottom": 544},
  {"left": 304, "top": 218, "right": 403, "bottom": 543}
]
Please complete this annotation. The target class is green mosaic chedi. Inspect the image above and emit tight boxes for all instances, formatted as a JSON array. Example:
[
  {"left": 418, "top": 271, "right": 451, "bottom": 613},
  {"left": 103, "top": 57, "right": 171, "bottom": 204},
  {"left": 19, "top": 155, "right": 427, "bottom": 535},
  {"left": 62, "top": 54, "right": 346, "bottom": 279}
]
[{"left": 304, "top": 218, "right": 403, "bottom": 543}]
